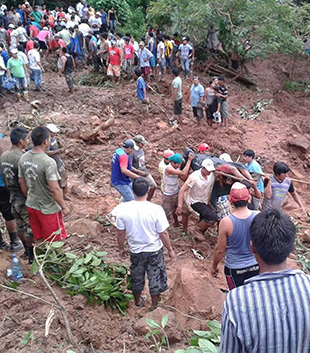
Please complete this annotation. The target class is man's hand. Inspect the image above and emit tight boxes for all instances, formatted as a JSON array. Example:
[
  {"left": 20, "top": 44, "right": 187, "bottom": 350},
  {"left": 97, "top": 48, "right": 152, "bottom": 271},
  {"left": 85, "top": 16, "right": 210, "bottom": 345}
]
[
  {"left": 175, "top": 206, "right": 182, "bottom": 216},
  {"left": 42, "top": 68, "right": 45, "bottom": 73},
  {"left": 138, "top": 170, "right": 147, "bottom": 177},
  {"left": 211, "top": 267, "right": 219, "bottom": 277},
  {"left": 119, "top": 249, "right": 128, "bottom": 258},
  {"left": 168, "top": 249, "right": 176, "bottom": 259},
  {"left": 188, "top": 152, "right": 195, "bottom": 161},
  {"left": 62, "top": 205, "right": 70, "bottom": 216}
]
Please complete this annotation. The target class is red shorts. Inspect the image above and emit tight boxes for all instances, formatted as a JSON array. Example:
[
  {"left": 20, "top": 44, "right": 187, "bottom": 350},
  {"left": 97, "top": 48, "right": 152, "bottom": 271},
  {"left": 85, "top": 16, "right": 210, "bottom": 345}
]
[
  {"left": 141, "top": 66, "right": 150, "bottom": 76},
  {"left": 27, "top": 207, "right": 67, "bottom": 241}
]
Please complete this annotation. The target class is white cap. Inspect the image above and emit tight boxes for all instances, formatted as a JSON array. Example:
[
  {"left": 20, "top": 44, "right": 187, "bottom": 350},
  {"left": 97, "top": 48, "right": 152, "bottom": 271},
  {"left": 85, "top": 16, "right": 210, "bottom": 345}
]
[
  {"left": 11, "top": 48, "right": 18, "bottom": 54},
  {"left": 46, "top": 123, "right": 60, "bottom": 133},
  {"left": 201, "top": 159, "right": 215, "bottom": 172},
  {"left": 43, "top": 26, "right": 48, "bottom": 30},
  {"left": 9, "top": 24, "right": 15, "bottom": 29},
  {"left": 219, "top": 153, "right": 233, "bottom": 162}
]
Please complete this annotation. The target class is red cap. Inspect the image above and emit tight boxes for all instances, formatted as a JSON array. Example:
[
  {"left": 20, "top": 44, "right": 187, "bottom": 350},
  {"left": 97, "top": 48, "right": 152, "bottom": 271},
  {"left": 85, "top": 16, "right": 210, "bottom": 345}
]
[
  {"left": 230, "top": 182, "right": 250, "bottom": 203},
  {"left": 198, "top": 143, "right": 209, "bottom": 152}
]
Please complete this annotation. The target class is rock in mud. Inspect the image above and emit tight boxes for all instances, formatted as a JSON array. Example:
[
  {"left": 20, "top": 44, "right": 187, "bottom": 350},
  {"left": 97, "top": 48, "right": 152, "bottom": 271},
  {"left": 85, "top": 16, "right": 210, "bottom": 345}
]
[
  {"left": 133, "top": 307, "right": 182, "bottom": 343},
  {"left": 66, "top": 219, "right": 101, "bottom": 237},
  {"left": 288, "top": 139, "right": 310, "bottom": 154},
  {"left": 167, "top": 266, "right": 225, "bottom": 330}
]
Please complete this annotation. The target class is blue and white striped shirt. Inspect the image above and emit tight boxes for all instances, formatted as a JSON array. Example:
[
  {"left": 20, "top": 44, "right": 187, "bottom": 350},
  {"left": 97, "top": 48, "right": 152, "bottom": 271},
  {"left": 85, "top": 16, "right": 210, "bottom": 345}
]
[{"left": 219, "top": 269, "right": 310, "bottom": 353}]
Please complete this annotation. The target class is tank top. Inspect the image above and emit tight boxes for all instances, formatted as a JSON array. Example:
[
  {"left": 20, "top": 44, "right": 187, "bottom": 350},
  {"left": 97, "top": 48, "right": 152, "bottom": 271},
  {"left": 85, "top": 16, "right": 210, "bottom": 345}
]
[
  {"left": 64, "top": 54, "right": 74, "bottom": 74},
  {"left": 163, "top": 166, "right": 179, "bottom": 196},
  {"left": 225, "top": 212, "right": 258, "bottom": 269},
  {"left": 206, "top": 88, "right": 215, "bottom": 105},
  {"left": 109, "top": 11, "right": 116, "bottom": 21}
]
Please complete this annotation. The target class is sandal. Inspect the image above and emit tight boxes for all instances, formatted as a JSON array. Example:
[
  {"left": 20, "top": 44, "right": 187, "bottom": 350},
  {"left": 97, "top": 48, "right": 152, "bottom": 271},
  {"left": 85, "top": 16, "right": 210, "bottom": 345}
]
[{"left": 135, "top": 295, "right": 147, "bottom": 307}]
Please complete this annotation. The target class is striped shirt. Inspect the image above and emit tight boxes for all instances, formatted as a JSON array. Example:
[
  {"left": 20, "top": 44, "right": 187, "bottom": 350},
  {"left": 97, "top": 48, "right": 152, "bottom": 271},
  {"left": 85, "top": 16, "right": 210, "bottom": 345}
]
[{"left": 219, "top": 269, "right": 310, "bottom": 353}]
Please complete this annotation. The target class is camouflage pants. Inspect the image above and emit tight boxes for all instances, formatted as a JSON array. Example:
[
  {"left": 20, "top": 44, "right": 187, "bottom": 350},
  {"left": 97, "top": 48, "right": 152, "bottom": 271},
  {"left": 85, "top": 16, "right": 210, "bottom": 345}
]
[{"left": 130, "top": 248, "right": 168, "bottom": 296}]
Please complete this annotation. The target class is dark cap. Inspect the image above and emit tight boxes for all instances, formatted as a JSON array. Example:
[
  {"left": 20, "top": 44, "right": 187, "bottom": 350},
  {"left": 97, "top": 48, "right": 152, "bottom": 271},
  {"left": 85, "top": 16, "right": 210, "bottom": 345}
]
[
  {"left": 123, "top": 139, "right": 134, "bottom": 149},
  {"left": 218, "top": 76, "right": 225, "bottom": 82}
]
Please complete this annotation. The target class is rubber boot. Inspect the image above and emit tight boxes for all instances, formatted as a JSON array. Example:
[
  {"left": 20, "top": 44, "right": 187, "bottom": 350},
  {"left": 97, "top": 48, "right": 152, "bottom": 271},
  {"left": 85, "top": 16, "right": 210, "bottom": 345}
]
[
  {"left": 28, "top": 246, "right": 34, "bottom": 264},
  {"left": 16, "top": 92, "right": 21, "bottom": 102},
  {"left": 0, "top": 232, "right": 10, "bottom": 251},
  {"left": 9, "top": 232, "right": 24, "bottom": 252},
  {"left": 23, "top": 90, "right": 29, "bottom": 102},
  {"left": 21, "top": 241, "right": 29, "bottom": 260}
]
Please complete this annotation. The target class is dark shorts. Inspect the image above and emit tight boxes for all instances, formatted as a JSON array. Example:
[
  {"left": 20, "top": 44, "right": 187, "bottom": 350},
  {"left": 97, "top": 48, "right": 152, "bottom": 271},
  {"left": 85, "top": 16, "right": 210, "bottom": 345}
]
[
  {"left": 162, "top": 193, "right": 189, "bottom": 224},
  {"left": 224, "top": 264, "right": 260, "bottom": 290},
  {"left": 0, "top": 187, "right": 15, "bottom": 221},
  {"left": 206, "top": 107, "right": 213, "bottom": 120},
  {"left": 191, "top": 202, "right": 218, "bottom": 223},
  {"left": 39, "top": 40, "right": 48, "bottom": 50},
  {"left": 141, "top": 66, "right": 150, "bottom": 76},
  {"left": 58, "top": 165, "right": 68, "bottom": 188},
  {"left": 65, "top": 72, "right": 74, "bottom": 88},
  {"left": 192, "top": 106, "right": 198, "bottom": 117},
  {"left": 130, "top": 248, "right": 168, "bottom": 296},
  {"left": 174, "top": 98, "right": 182, "bottom": 115}
]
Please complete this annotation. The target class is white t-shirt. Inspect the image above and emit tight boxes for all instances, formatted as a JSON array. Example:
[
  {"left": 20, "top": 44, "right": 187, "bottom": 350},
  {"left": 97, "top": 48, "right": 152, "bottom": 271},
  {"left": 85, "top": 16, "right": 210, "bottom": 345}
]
[
  {"left": 18, "top": 51, "right": 28, "bottom": 65},
  {"left": 89, "top": 16, "right": 102, "bottom": 27},
  {"left": 17, "top": 27, "right": 27, "bottom": 42},
  {"left": 157, "top": 41, "right": 165, "bottom": 59},
  {"left": 28, "top": 49, "right": 41, "bottom": 70},
  {"left": 0, "top": 56, "right": 5, "bottom": 76},
  {"left": 10, "top": 30, "right": 19, "bottom": 49},
  {"left": 115, "top": 200, "right": 169, "bottom": 253},
  {"left": 185, "top": 169, "right": 215, "bottom": 205},
  {"left": 78, "top": 23, "right": 90, "bottom": 36}
]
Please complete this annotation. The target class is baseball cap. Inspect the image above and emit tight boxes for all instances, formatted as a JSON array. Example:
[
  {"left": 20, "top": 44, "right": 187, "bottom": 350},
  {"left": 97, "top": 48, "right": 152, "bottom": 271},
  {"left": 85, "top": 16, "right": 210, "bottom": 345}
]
[
  {"left": 219, "top": 153, "right": 232, "bottom": 162},
  {"left": 9, "top": 24, "right": 15, "bottom": 29},
  {"left": 163, "top": 149, "right": 174, "bottom": 159},
  {"left": 11, "top": 48, "right": 18, "bottom": 54},
  {"left": 43, "top": 26, "right": 48, "bottom": 30},
  {"left": 182, "top": 36, "right": 187, "bottom": 41},
  {"left": 139, "top": 41, "right": 145, "bottom": 46},
  {"left": 230, "top": 182, "right": 250, "bottom": 203},
  {"left": 46, "top": 123, "right": 60, "bottom": 133},
  {"left": 168, "top": 153, "right": 182, "bottom": 164},
  {"left": 198, "top": 143, "right": 209, "bottom": 152},
  {"left": 218, "top": 76, "right": 225, "bottom": 82},
  {"left": 96, "top": 12, "right": 101, "bottom": 15},
  {"left": 201, "top": 159, "right": 215, "bottom": 172},
  {"left": 123, "top": 139, "right": 134, "bottom": 149},
  {"left": 134, "top": 135, "right": 147, "bottom": 144},
  {"left": 111, "top": 40, "right": 116, "bottom": 45}
]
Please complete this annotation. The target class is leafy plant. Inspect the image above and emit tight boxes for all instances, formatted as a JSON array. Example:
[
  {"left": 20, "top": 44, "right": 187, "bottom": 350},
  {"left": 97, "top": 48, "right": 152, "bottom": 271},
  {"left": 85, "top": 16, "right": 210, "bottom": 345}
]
[
  {"left": 32, "top": 241, "right": 133, "bottom": 314},
  {"left": 283, "top": 80, "right": 310, "bottom": 94},
  {"left": 145, "top": 315, "right": 170, "bottom": 352},
  {"left": 19, "top": 330, "right": 34, "bottom": 347},
  {"left": 175, "top": 320, "right": 221, "bottom": 353}
]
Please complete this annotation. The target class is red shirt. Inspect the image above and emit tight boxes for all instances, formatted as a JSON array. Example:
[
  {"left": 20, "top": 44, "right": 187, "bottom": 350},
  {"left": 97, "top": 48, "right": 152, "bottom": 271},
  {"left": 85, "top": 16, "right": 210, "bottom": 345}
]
[
  {"left": 29, "top": 25, "right": 39, "bottom": 38},
  {"left": 124, "top": 44, "right": 134, "bottom": 60},
  {"left": 26, "top": 40, "right": 34, "bottom": 52},
  {"left": 108, "top": 46, "right": 121, "bottom": 66}
]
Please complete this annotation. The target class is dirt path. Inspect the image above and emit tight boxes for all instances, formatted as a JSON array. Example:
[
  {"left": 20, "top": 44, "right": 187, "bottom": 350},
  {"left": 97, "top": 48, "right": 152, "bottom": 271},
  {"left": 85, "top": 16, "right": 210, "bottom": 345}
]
[{"left": 0, "top": 54, "right": 309, "bottom": 352}]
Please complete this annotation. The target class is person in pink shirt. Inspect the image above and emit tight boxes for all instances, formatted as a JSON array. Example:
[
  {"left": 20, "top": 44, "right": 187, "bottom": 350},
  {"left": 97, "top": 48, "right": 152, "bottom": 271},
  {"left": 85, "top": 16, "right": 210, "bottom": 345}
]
[
  {"left": 123, "top": 37, "right": 135, "bottom": 75},
  {"left": 37, "top": 26, "right": 50, "bottom": 51}
]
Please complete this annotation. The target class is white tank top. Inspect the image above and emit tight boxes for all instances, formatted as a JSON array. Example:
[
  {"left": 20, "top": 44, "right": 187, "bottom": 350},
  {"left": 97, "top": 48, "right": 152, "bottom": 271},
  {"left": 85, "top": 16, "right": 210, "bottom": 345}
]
[{"left": 163, "top": 166, "right": 179, "bottom": 195}]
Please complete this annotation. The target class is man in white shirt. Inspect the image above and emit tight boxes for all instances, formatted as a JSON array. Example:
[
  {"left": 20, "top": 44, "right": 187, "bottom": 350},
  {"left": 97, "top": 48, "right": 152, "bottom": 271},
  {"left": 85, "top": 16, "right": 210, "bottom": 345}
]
[
  {"left": 177, "top": 159, "right": 218, "bottom": 237},
  {"left": 157, "top": 35, "right": 165, "bottom": 77},
  {"left": 115, "top": 177, "right": 175, "bottom": 308},
  {"left": 78, "top": 19, "right": 90, "bottom": 37},
  {"left": 0, "top": 54, "right": 7, "bottom": 97},
  {"left": 89, "top": 12, "right": 102, "bottom": 35},
  {"left": 28, "top": 42, "right": 44, "bottom": 91}
]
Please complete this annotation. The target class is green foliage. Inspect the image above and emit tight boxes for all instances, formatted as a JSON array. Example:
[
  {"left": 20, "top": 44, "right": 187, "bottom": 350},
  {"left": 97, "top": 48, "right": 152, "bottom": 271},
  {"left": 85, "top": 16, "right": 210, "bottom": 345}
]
[
  {"left": 33, "top": 242, "right": 133, "bottom": 314},
  {"left": 145, "top": 315, "right": 170, "bottom": 352},
  {"left": 283, "top": 80, "right": 310, "bottom": 93},
  {"left": 175, "top": 320, "right": 221, "bottom": 353},
  {"left": 19, "top": 330, "right": 33, "bottom": 347},
  {"left": 147, "top": 0, "right": 310, "bottom": 61}
]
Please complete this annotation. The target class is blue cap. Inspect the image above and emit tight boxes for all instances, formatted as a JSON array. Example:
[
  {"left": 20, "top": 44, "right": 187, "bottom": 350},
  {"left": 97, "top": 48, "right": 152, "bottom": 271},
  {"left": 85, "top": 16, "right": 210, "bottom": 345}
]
[
  {"left": 168, "top": 153, "right": 183, "bottom": 164},
  {"left": 123, "top": 139, "right": 134, "bottom": 149}
]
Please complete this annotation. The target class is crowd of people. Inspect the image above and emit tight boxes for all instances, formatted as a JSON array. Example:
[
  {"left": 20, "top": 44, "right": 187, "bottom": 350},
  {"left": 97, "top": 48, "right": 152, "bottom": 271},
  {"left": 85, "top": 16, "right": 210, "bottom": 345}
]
[{"left": 0, "top": 2, "right": 309, "bottom": 352}]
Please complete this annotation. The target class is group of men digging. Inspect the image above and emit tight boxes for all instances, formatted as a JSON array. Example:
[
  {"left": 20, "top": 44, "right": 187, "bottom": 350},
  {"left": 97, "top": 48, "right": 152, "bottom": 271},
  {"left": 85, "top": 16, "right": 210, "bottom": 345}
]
[{"left": 111, "top": 136, "right": 310, "bottom": 351}]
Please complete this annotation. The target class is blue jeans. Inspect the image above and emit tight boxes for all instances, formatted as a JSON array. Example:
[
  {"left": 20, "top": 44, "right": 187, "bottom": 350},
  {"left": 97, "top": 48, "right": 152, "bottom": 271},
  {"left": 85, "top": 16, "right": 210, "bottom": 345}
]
[
  {"left": 162, "top": 57, "right": 173, "bottom": 71},
  {"left": 112, "top": 183, "right": 134, "bottom": 202},
  {"left": 0, "top": 75, "right": 3, "bottom": 93},
  {"left": 14, "top": 77, "right": 27, "bottom": 92},
  {"left": 30, "top": 69, "right": 42, "bottom": 90},
  {"left": 109, "top": 19, "right": 116, "bottom": 31},
  {"left": 181, "top": 58, "right": 190, "bottom": 75}
]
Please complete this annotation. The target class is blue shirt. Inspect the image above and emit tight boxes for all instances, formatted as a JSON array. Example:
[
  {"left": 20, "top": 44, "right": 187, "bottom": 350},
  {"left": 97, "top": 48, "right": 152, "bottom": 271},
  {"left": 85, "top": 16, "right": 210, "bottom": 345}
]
[
  {"left": 1, "top": 50, "right": 9, "bottom": 66},
  {"left": 111, "top": 148, "right": 132, "bottom": 186},
  {"left": 246, "top": 159, "right": 264, "bottom": 193},
  {"left": 16, "top": 8, "right": 25, "bottom": 23},
  {"left": 137, "top": 77, "right": 147, "bottom": 101},
  {"left": 101, "top": 12, "right": 107, "bottom": 24},
  {"left": 219, "top": 269, "right": 310, "bottom": 353},
  {"left": 0, "top": 134, "right": 5, "bottom": 187},
  {"left": 190, "top": 83, "right": 204, "bottom": 107}
]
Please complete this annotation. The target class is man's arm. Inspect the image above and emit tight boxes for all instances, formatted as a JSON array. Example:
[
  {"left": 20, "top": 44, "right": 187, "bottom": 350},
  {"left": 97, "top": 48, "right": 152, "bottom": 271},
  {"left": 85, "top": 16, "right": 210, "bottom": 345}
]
[
  {"left": 176, "top": 182, "right": 190, "bottom": 216},
  {"left": 19, "top": 176, "right": 28, "bottom": 196},
  {"left": 159, "top": 230, "right": 175, "bottom": 258},
  {"left": 165, "top": 154, "right": 194, "bottom": 182},
  {"left": 211, "top": 217, "right": 230, "bottom": 276},
  {"left": 117, "top": 229, "right": 126, "bottom": 257},
  {"left": 120, "top": 166, "right": 139, "bottom": 179},
  {"left": 290, "top": 191, "right": 306, "bottom": 215},
  {"left": 60, "top": 55, "right": 66, "bottom": 73},
  {"left": 131, "top": 166, "right": 147, "bottom": 177},
  {"left": 264, "top": 177, "right": 272, "bottom": 199},
  {"left": 47, "top": 180, "right": 69, "bottom": 214}
]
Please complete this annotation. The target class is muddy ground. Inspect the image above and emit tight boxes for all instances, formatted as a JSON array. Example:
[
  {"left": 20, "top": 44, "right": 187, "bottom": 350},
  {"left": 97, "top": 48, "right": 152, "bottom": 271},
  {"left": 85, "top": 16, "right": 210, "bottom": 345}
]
[{"left": 0, "top": 53, "right": 310, "bottom": 353}]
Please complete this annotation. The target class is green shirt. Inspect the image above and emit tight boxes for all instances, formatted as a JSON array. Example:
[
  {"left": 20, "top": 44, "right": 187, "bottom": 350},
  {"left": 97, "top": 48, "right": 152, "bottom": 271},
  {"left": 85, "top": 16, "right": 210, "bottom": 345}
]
[
  {"left": 172, "top": 76, "right": 182, "bottom": 100},
  {"left": 18, "top": 151, "right": 61, "bottom": 214},
  {"left": 0, "top": 150, "right": 26, "bottom": 203},
  {"left": 30, "top": 10, "right": 42, "bottom": 23},
  {"left": 7, "top": 57, "right": 25, "bottom": 78}
]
